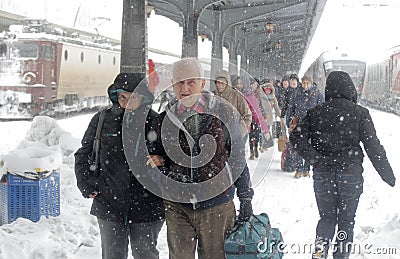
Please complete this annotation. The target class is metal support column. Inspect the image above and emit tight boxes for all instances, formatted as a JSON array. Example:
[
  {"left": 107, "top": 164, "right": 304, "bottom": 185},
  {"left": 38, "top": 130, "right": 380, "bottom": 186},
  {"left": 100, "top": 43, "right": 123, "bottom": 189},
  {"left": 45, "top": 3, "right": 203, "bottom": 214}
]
[
  {"left": 182, "top": 1, "right": 199, "bottom": 58},
  {"left": 256, "top": 59, "right": 262, "bottom": 79},
  {"left": 210, "top": 8, "right": 223, "bottom": 87},
  {"left": 248, "top": 55, "right": 256, "bottom": 77},
  {"left": 261, "top": 62, "right": 268, "bottom": 80},
  {"left": 240, "top": 38, "right": 247, "bottom": 76},
  {"left": 228, "top": 26, "right": 238, "bottom": 76},
  {"left": 120, "top": 0, "right": 147, "bottom": 75}
]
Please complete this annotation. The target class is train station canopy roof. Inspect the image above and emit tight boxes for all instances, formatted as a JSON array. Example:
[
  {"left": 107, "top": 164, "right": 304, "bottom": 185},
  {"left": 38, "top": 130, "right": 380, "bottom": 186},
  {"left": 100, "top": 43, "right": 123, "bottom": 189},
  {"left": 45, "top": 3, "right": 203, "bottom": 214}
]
[
  {"left": 148, "top": 0, "right": 327, "bottom": 76},
  {"left": 0, "top": 1, "right": 327, "bottom": 77}
]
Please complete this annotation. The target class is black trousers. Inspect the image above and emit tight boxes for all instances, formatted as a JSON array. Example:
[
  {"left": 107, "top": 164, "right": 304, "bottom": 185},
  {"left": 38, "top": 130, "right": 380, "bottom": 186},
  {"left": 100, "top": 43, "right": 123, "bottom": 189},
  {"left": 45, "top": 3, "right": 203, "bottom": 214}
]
[
  {"left": 97, "top": 218, "right": 164, "bottom": 259},
  {"left": 249, "top": 122, "right": 260, "bottom": 150},
  {"left": 313, "top": 171, "right": 363, "bottom": 258}
]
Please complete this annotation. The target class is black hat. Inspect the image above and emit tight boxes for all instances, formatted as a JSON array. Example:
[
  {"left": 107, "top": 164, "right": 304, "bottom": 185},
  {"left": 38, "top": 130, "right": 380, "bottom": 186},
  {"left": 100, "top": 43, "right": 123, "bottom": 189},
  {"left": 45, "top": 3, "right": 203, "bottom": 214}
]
[
  {"left": 249, "top": 77, "right": 260, "bottom": 85},
  {"left": 108, "top": 73, "right": 145, "bottom": 103},
  {"left": 281, "top": 75, "right": 289, "bottom": 82},
  {"left": 260, "top": 78, "right": 270, "bottom": 85},
  {"left": 230, "top": 75, "right": 240, "bottom": 87},
  {"left": 289, "top": 73, "right": 299, "bottom": 82},
  {"left": 325, "top": 71, "right": 357, "bottom": 103}
]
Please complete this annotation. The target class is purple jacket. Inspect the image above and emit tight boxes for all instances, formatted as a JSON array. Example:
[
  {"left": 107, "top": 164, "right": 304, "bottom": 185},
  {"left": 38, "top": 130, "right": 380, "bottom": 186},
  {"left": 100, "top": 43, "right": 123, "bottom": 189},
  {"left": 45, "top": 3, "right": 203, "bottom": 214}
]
[{"left": 243, "top": 88, "right": 269, "bottom": 133}]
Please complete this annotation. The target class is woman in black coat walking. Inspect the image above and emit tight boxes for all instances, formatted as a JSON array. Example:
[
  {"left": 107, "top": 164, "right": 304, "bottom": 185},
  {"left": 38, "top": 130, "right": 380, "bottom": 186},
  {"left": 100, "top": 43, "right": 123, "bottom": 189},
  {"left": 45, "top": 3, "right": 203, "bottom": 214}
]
[
  {"left": 290, "top": 71, "right": 396, "bottom": 259},
  {"left": 74, "top": 73, "right": 165, "bottom": 259}
]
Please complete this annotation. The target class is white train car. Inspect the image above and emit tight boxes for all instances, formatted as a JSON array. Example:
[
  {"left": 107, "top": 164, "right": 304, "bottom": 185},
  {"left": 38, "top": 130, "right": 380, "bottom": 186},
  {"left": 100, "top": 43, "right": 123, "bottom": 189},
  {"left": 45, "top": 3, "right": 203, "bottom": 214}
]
[
  {"left": 306, "top": 50, "right": 366, "bottom": 99},
  {"left": 362, "top": 45, "right": 400, "bottom": 114}
]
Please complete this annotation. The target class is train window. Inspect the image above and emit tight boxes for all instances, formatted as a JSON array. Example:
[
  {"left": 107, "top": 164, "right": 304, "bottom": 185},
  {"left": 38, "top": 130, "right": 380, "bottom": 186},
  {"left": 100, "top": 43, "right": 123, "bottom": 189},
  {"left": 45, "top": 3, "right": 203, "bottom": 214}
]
[
  {"left": 0, "top": 43, "right": 6, "bottom": 57},
  {"left": 64, "top": 50, "right": 68, "bottom": 61},
  {"left": 80, "top": 52, "right": 84, "bottom": 62},
  {"left": 98, "top": 54, "right": 101, "bottom": 64},
  {"left": 386, "top": 66, "right": 388, "bottom": 82},
  {"left": 40, "top": 45, "right": 55, "bottom": 61},
  {"left": 11, "top": 42, "right": 38, "bottom": 59}
]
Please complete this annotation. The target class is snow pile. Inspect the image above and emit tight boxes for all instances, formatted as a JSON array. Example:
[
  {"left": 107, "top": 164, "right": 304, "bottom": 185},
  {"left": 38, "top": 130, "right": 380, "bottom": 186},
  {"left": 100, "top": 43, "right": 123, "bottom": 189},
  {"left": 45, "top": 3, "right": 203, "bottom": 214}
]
[
  {"left": 2, "top": 143, "right": 62, "bottom": 178},
  {"left": 0, "top": 116, "right": 81, "bottom": 178},
  {"left": 25, "top": 115, "right": 81, "bottom": 157}
]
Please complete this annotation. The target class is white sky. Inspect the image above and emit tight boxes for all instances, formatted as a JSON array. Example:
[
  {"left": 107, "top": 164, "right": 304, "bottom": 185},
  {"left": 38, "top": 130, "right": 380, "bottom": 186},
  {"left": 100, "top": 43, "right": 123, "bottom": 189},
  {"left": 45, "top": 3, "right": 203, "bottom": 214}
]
[
  {"left": 3, "top": 0, "right": 400, "bottom": 74},
  {"left": 148, "top": 0, "right": 400, "bottom": 74}
]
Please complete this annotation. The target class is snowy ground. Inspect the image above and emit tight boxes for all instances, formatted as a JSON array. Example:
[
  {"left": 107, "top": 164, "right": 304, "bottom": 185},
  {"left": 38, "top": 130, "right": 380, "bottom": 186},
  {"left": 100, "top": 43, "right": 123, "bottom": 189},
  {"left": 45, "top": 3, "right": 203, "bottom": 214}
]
[{"left": 0, "top": 108, "right": 399, "bottom": 259}]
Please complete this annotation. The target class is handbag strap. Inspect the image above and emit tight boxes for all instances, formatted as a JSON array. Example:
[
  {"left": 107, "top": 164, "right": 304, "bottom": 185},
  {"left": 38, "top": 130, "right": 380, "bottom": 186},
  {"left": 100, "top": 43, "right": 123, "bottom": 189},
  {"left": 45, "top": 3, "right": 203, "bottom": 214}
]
[
  {"left": 297, "top": 88, "right": 318, "bottom": 115},
  {"left": 233, "top": 214, "right": 271, "bottom": 241},
  {"left": 280, "top": 120, "right": 286, "bottom": 135},
  {"left": 89, "top": 108, "right": 108, "bottom": 176},
  {"left": 250, "top": 214, "right": 272, "bottom": 240}
]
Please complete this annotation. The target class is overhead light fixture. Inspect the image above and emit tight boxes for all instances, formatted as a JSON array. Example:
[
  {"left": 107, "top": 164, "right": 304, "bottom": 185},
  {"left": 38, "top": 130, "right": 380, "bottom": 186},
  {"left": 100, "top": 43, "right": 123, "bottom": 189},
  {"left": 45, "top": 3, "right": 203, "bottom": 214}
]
[
  {"left": 145, "top": 4, "right": 156, "bottom": 18},
  {"left": 275, "top": 41, "right": 282, "bottom": 50},
  {"left": 199, "top": 34, "right": 208, "bottom": 42},
  {"left": 264, "top": 21, "right": 275, "bottom": 34}
]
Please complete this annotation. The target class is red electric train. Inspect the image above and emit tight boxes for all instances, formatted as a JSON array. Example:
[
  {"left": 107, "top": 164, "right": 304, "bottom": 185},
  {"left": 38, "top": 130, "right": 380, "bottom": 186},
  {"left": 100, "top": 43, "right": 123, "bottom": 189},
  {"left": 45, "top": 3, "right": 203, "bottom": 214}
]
[{"left": 0, "top": 19, "right": 179, "bottom": 119}]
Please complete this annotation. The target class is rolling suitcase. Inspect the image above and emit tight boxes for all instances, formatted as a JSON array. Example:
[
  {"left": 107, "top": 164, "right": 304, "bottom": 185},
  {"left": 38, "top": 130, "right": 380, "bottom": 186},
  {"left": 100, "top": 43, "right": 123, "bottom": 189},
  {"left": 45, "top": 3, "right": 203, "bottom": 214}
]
[
  {"left": 281, "top": 141, "right": 296, "bottom": 172},
  {"left": 272, "top": 117, "right": 282, "bottom": 139},
  {"left": 277, "top": 121, "right": 287, "bottom": 152}
]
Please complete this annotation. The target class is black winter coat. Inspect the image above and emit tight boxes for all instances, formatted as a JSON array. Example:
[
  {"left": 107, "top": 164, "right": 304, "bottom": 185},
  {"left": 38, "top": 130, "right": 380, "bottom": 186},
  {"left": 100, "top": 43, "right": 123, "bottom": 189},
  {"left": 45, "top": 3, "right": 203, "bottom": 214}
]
[
  {"left": 74, "top": 104, "right": 165, "bottom": 223},
  {"left": 275, "top": 86, "right": 288, "bottom": 111},
  {"left": 290, "top": 79, "right": 395, "bottom": 187},
  {"left": 281, "top": 86, "right": 301, "bottom": 125}
]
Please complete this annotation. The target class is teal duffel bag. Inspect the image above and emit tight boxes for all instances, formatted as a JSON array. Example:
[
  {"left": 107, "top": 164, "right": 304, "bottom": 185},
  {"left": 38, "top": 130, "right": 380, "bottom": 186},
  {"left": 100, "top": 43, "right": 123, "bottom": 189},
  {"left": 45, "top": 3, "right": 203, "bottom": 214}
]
[{"left": 225, "top": 213, "right": 284, "bottom": 258}]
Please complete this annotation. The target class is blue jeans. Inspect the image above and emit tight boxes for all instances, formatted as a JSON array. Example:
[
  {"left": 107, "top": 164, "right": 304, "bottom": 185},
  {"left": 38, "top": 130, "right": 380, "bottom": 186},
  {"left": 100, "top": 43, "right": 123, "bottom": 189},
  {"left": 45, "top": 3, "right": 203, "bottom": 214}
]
[
  {"left": 97, "top": 218, "right": 164, "bottom": 259},
  {"left": 295, "top": 153, "right": 310, "bottom": 172},
  {"left": 313, "top": 171, "right": 363, "bottom": 258}
]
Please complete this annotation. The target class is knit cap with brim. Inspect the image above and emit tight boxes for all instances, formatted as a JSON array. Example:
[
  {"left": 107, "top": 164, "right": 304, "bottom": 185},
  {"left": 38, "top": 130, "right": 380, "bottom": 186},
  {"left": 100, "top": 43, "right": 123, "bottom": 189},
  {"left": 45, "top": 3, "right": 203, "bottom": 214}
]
[
  {"left": 108, "top": 73, "right": 145, "bottom": 103},
  {"left": 301, "top": 73, "right": 313, "bottom": 83},
  {"left": 214, "top": 69, "right": 232, "bottom": 86}
]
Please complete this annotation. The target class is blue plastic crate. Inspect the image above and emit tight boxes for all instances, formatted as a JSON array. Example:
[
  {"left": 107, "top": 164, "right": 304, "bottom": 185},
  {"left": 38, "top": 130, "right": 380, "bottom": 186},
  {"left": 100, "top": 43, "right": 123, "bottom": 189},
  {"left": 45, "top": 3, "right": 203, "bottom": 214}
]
[{"left": 0, "top": 171, "right": 60, "bottom": 225}]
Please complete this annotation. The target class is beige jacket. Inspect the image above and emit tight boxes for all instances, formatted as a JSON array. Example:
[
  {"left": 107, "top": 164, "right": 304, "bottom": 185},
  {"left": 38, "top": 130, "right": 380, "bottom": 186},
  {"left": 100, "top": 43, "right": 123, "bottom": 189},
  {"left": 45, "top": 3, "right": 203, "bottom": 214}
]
[
  {"left": 262, "top": 83, "right": 281, "bottom": 117},
  {"left": 214, "top": 86, "right": 252, "bottom": 136}
]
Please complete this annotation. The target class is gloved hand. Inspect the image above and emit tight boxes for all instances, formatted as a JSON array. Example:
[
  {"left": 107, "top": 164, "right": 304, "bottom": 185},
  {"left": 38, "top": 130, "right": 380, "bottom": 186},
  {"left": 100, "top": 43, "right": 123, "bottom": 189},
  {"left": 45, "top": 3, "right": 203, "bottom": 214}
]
[
  {"left": 238, "top": 199, "right": 253, "bottom": 224},
  {"left": 381, "top": 174, "right": 396, "bottom": 187},
  {"left": 387, "top": 178, "right": 396, "bottom": 187}
]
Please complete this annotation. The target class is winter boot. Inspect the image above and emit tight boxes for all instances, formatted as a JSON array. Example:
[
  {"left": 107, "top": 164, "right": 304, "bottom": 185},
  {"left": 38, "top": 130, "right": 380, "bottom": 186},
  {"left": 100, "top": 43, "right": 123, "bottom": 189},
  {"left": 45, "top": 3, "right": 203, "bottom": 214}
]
[
  {"left": 303, "top": 171, "right": 310, "bottom": 177},
  {"left": 254, "top": 146, "right": 259, "bottom": 158},
  {"left": 294, "top": 171, "right": 302, "bottom": 178},
  {"left": 312, "top": 237, "right": 329, "bottom": 259},
  {"left": 249, "top": 150, "right": 255, "bottom": 160},
  {"left": 312, "top": 243, "right": 328, "bottom": 259}
]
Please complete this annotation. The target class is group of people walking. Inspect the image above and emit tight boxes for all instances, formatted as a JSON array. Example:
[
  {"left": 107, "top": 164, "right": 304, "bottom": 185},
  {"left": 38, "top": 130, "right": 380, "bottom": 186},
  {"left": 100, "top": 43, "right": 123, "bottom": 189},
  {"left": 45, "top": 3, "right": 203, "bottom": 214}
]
[
  {"left": 75, "top": 59, "right": 254, "bottom": 259},
  {"left": 74, "top": 58, "right": 396, "bottom": 259}
]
